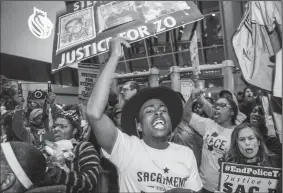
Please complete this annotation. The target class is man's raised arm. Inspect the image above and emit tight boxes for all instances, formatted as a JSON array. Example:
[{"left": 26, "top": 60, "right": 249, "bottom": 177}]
[{"left": 86, "top": 38, "right": 130, "bottom": 154}]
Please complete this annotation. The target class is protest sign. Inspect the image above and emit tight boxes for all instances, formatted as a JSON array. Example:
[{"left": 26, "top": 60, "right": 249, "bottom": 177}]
[
  {"left": 220, "top": 162, "right": 281, "bottom": 193},
  {"left": 78, "top": 63, "right": 100, "bottom": 100},
  {"left": 52, "top": 1, "right": 203, "bottom": 73},
  {"left": 180, "top": 79, "right": 195, "bottom": 101}
]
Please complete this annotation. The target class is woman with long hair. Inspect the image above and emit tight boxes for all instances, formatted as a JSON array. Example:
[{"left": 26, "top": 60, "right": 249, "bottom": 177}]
[{"left": 223, "top": 123, "right": 281, "bottom": 168}]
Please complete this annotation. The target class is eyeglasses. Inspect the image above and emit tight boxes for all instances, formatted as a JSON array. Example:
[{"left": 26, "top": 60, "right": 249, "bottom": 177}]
[{"left": 213, "top": 103, "right": 232, "bottom": 109}]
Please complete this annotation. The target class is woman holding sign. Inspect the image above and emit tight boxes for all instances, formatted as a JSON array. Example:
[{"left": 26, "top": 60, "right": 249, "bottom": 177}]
[{"left": 223, "top": 123, "right": 281, "bottom": 168}]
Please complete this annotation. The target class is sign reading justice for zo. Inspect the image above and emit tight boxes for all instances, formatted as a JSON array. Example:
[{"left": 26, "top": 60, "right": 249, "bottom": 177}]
[
  {"left": 52, "top": 1, "right": 203, "bottom": 73},
  {"left": 219, "top": 162, "right": 281, "bottom": 193}
]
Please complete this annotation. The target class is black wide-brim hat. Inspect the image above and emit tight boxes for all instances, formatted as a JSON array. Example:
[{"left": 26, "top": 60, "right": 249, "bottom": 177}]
[{"left": 121, "top": 86, "right": 183, "bottom": 136}]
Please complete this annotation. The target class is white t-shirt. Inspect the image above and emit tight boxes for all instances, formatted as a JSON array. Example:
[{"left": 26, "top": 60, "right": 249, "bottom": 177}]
[
  {"left": 102, "top": 130, "right": 203, "bottom": 193},
  {"left": 190, "top": 114, "right": 235, "bottom": 192}
]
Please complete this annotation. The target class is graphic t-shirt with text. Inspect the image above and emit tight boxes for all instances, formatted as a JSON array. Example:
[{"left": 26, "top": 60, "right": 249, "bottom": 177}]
[
  {"left": 190, "top": 113, "right": 235, "bottom": 192},
  {"left": 102, "top": 130, "right": 203, "bottom": 193}
]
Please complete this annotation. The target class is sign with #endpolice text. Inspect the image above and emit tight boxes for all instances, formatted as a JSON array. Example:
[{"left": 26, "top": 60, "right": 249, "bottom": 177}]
[
  {"left": 219, "top": 162, "right": 281, "bottom": 193},
  {"left": 52, "top": 1, "right": 203, "bottom": 73}
]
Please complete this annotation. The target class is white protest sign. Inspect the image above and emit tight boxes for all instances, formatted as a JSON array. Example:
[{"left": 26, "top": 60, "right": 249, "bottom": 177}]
[
  {"left": 78, "top": 63, "right": 100, "bottom": 100},
  {"left": 220, "top": 162, "right": 281, "bottom": 193}
]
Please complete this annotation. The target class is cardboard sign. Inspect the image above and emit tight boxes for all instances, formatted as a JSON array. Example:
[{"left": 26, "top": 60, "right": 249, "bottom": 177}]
[
  {"left": 219, "top": 162, "right": 281, "bottom": 193},
  {"left": 78, "top": 63, "right": 100, "bottom": 100},
  {"left": 180, "top": 79, "right": 195, "bottom": 101},
  {"left": 52, "top": 1, "right": 203, "bottom": 73}
]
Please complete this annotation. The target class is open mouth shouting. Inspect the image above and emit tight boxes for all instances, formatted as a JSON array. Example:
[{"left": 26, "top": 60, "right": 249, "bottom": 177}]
[
  {"left": 245, "top": 148, "right": 254, "bottom": 154},
  {"left": 214, "top": 111, "right": 221, "bottom": 119},
  {"left": 251, "top": 115, "right": 259, "bottom": 123},
  {"left": 152, "top": 117, "right": 166, "bottom": 130}
]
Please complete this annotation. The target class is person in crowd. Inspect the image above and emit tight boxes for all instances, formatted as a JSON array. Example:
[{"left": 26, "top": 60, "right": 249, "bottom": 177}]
[
  {"left": 105, "top": 90, "right": 119, "bottom": 117},
  {"left": 182, "top": 87, "right": 238, "bottom": 193},
  {"left": 249, "top": 101, "right": 282, "bottom": 155},
  {"left": 236, "top": 91, "right": 244, "bottom": 104},
  {"left": 192, "top": 101, "right": 209, "bottom": 118},
  {"left": 171, "top": 92, "right": 203, "bottom": 169},
  {"left": 238, "top": 87, "right": 256, "bottom": 120},
  {"left": 86, "top": 38, "right": 202, "bottom": 193},
  {"left": 120, "top": 81, "right": 140, "bottom": 105},
  {"left": 112, "top": 103, "right": 122, "bottom": 130},
  {"left": 0, "top": 141, "right": 47, "bottom": 192},
  {"left": 45, "top": 105, "right": 100, "bottom": 193},
  {"left": 0, "top": 86, "right": 25, "bottom": 142},
  {"left": 222, "top": 123, "right": 281, "bottom": 168},
  {"left": 197, "top": 89, "right": 247, "bottom": 125}
]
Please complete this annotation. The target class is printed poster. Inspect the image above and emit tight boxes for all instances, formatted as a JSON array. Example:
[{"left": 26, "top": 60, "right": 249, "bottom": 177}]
[
  {"left": 219, "top": 162, "right": 281, "bottom": 193},
  {"left": 57, "top": 7, "right": 96, "bottom": 52},
  {"left": 78, "top": 63, "right": 100, "bottom": 100},
  {"left": 52, "top": 1, "right": 204, "bottom": 73}
]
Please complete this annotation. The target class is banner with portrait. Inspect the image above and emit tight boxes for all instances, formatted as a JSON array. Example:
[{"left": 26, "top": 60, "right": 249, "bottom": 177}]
[
  {"left": 219, "top": 162, "right": 281, "bottom": 193},
  {"left": 52, "top": 1, "right": 203, "bottom": 73}
]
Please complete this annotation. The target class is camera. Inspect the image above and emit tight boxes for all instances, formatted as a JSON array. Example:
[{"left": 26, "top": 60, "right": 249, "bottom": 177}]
[{"left": 28, "top": 90, "right": 47, "bottom": 100}]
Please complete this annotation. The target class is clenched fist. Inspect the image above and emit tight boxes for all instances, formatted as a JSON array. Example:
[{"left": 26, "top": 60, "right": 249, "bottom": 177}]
[{"left": 109, "top": 37, "right": 131, "bottom": 59}]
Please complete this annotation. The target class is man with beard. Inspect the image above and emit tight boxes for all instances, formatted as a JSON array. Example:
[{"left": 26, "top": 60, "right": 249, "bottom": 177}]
[{"left": 86, "top": 38, "right": 202, "bottom": 193}]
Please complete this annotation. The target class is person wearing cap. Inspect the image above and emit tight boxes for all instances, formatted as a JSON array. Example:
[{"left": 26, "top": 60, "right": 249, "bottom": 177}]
[
  {"left": 0, "top": 141, "right": 47, "bottom": 192},
  {"left": 195, "top": 89, "right": 247, "bottom": 125},
  {"left": 86, "top": 38, "right": 202, "bottom": 193}
]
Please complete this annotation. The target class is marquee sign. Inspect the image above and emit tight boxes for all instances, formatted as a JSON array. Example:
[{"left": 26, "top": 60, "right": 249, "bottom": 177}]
[{"left": 52, "top": 1, "right": 203, "bottom": 73}]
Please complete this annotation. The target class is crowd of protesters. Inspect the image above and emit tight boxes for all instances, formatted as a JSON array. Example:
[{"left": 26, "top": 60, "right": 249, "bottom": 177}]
[{"left": 0, "top": 38, "right": 282, "bottom": 193}]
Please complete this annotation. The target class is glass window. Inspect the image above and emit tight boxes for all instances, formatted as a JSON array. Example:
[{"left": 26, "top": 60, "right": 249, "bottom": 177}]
[
  {"left": 116, "top": 61, "right": 128, "bottom": 73},
  {"left": 147, "top": 32, "right": 174, "bottom": 56},
  {"left": 202, "top": 12, "right": 223, "bottom": 47},
  {"left": 198, "top": 1, "right": 219, "bottom": 14},
  {"left": 130, "top": 58, "right": 149, "bottom": 72},
  {"left": 203, "top": 45, "right": 225, "bottom": 64},
  {"left": 101, "top": 1, "right": 225, "bottom": 72},
  {"left": 151, "top": 54, "right": 174, "bottom": 70}
]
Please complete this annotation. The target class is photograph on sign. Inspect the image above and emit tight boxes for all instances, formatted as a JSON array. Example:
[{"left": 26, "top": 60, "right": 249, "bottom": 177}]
[
  {"left": 96, "top": 1, "right": 139, "bottom": 33},
  {"left": 52, "top": 1, "right": 204, "bottom": 73},
  {"left": 219, "top": 162, "right": 281, "bottom": 193},
  {"left": 142, "top": 1, "right": 190, "bottom": 22},
  {"left": 57, "top": 7, "right": 96, "bottom": 52}
]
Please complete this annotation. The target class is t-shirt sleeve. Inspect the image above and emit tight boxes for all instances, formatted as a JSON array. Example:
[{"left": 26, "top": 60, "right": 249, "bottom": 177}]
[
  {"left": 189, "top": 113, "right": 212, "bottom": 136},
  {"left": 184, "top": 148, "right": 203, "bottom": 192},
  {"left": 101, "top": 129, "right": 138, "bottom": 171}
]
